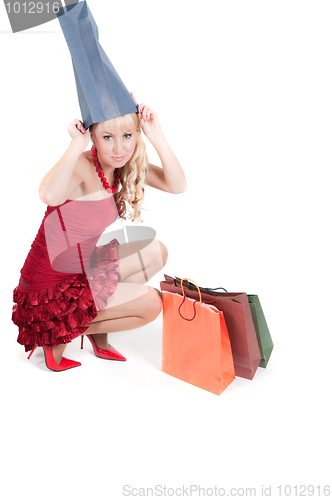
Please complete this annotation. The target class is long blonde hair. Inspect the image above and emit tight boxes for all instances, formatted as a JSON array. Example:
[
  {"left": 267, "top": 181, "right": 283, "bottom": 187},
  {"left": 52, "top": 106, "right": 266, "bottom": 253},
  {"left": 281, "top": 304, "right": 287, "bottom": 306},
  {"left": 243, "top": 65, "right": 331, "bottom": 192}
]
[{"left": 89, "top": 113, "right": 148, "bottom": 223}]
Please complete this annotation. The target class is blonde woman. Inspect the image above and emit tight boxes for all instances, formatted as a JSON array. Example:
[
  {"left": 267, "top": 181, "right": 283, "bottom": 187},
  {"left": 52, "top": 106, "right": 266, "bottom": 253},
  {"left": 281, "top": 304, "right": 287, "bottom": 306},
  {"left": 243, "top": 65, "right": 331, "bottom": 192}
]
[{"left": 12, "top": 96, "right": 186, "bottom": 371}]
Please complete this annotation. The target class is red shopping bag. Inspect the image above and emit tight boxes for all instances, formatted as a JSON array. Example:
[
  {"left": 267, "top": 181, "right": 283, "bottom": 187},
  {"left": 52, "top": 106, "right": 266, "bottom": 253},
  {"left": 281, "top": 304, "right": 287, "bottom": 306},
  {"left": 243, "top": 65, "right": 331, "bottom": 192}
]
[{"left": 161, "top": 278, "right": 235, "bottom": 395}]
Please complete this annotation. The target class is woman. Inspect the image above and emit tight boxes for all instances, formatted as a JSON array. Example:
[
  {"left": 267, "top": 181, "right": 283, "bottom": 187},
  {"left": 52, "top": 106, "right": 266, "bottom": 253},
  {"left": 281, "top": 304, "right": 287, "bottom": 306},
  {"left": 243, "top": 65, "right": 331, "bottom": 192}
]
[{"left": 12, "top": 95, "right": 187, "bottom": 371}]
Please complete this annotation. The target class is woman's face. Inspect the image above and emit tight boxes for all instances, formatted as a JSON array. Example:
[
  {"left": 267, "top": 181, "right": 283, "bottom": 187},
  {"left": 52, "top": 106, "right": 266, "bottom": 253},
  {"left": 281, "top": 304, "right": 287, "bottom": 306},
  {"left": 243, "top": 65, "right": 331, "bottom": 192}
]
[{"left": 91, "top": 123, "right": 137, "bottom": 168}]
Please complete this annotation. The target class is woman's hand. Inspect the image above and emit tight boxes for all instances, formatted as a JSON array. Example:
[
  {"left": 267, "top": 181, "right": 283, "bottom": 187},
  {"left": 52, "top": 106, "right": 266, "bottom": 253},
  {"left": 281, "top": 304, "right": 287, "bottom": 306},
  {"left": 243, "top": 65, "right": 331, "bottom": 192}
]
[
  {"left": 67, "top": 119, "right": 90, "bottom": 149},
  {"left": 130, "top": 93, "right": 163, "bottom": 142}
]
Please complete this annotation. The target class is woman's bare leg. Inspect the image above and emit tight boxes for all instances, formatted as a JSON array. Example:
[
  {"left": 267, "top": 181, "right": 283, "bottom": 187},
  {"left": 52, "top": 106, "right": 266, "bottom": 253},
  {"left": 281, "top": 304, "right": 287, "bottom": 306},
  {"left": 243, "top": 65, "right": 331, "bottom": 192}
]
[
  {"left": 50, "top": 240, "right": 166, "bottom": 360},
  {"left": 85, "top": 239, "right": 167, "bottom": 349},
  {"left": 116, "top": 239, "right": 168, "bottom": 284},
  {"left": 83, "top": 283, "right": 163, "bottom": 349}
]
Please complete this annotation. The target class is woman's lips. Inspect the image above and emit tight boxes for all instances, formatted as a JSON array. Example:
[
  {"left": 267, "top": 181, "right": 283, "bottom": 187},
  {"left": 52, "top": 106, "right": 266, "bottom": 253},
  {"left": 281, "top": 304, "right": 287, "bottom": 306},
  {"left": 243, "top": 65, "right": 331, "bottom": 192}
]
[{"left": 111, "top": 156, "right": 125, "bottom": 161}]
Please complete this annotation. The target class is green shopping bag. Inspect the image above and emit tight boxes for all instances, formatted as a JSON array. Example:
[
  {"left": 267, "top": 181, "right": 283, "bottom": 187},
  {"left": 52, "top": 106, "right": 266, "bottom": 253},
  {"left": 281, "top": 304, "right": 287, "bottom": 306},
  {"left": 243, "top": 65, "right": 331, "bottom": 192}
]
[{"left": 247, "top": 295, "right": 273, "bottom": 368}]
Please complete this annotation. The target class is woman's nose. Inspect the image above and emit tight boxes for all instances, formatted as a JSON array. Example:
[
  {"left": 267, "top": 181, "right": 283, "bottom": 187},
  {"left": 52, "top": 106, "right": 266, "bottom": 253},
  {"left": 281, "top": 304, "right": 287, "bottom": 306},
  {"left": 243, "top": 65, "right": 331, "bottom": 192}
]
[{"left": 112, "top": 138, "right": 123, "bottom": 154}]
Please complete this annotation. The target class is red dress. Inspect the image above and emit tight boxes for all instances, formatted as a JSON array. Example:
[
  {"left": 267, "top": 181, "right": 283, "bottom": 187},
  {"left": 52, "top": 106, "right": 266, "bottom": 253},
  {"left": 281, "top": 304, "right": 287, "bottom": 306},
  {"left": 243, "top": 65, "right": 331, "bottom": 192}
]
[{"left": 12, "top": 195, "right": 121, "bottom": 352}]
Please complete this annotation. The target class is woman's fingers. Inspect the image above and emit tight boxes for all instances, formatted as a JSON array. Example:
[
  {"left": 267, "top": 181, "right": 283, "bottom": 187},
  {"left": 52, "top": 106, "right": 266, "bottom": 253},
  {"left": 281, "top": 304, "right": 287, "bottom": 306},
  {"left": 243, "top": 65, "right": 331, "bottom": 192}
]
[
  {"left": 76, "top": 119, "right": 87, "bottom": 133},
  {"left": 67, "top": 120, "right": 90, "bottom": 146},
  {"left": 130, "top": 93, "right": 153, "bottom": 121},
  {"left": 138, "top": 104, "right": 152, "bottom": 121},
  {"left": 68, "top": 119, "right": 86, "bottom": 135}
]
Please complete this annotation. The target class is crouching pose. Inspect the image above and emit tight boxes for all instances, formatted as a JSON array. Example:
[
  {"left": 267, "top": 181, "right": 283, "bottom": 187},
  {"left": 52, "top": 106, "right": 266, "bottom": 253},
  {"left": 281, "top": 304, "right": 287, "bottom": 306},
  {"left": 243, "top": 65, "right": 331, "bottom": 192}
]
[{"left": 12, "top": 98, "right": 186, "bottom": 371}]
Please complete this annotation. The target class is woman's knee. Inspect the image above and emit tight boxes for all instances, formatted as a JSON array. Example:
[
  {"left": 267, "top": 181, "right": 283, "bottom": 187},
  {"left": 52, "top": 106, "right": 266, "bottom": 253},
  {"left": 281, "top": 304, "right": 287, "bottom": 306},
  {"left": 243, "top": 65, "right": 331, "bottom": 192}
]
[
  {"left": 149, "top": 239, "right": 168, "bottom": 269},
  {"left": 157, "top": 240, "right": 168, "bottom": 267}
]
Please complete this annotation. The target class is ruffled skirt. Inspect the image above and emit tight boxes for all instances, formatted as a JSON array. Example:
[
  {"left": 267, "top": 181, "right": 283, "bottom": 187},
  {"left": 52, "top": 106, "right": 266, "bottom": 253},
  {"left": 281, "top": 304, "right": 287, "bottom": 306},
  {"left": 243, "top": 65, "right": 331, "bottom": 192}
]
[{"left": 12, "top": 239, "right": 120, "bottom": 352}]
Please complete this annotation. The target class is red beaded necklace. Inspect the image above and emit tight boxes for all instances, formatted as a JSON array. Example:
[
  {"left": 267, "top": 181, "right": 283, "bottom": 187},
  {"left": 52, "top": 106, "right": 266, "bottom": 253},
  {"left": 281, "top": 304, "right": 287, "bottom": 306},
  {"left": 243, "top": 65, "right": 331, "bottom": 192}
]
[{"left": 91, "top": 144, "right": 120, "bottom": 193}]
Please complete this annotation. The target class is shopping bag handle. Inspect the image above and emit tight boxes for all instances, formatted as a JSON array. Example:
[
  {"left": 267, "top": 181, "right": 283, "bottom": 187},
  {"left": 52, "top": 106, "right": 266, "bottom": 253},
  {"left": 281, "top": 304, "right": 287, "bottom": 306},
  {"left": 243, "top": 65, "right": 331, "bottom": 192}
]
[
  {"left": 175, "top": 276, "right": 227, "bottom": 293},
  {"left": 178, "top": 277, "right": 202, "bottom": 322},
  {"left": 180, "top": 277, "right": 202, "bottom": 304}
]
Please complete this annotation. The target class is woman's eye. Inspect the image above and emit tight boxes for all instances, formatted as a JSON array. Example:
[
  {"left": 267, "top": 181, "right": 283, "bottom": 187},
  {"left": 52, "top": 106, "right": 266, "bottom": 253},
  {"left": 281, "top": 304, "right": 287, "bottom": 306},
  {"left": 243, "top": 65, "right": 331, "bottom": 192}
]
[{"left": 103, "top": 134, "right": 131, "bottom": 140}]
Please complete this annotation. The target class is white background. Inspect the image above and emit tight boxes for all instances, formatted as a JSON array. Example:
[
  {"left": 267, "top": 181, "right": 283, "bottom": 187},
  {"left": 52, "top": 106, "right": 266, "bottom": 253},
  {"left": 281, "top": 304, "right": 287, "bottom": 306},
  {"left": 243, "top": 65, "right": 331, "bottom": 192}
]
[{"left": 0, "top": 1, "right": 331, "bottom": 499}]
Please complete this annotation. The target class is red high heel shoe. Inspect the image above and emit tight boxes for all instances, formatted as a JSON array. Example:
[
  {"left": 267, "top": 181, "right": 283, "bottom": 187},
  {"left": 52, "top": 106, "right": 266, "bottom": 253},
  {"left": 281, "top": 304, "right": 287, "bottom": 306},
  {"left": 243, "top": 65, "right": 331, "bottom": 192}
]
[
  {"left": 27, "top": 345, "right": 81, "bottom": 372},
  {"left": 81, "top": 334, "right": 126, "bottom": 361}
]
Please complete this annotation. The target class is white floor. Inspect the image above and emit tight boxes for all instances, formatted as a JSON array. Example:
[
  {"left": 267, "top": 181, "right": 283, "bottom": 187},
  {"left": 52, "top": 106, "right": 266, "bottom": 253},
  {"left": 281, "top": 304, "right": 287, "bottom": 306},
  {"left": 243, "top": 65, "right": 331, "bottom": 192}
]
[{"left": 1, "top": 288, "right": 330, "bottom": 500}]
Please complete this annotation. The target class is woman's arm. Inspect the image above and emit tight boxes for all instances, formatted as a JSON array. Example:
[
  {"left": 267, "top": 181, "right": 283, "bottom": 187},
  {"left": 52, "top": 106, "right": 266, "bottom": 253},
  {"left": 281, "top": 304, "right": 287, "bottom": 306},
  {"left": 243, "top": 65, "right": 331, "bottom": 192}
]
[
  {"left": 39, "top": 120, "right": 90, "bottom": 206},
  {"left": 146, "top": 134, "right": 187, "bottom": 193},
  {"left": 131, "top": 93, "right": 186, "bottom": 194}
]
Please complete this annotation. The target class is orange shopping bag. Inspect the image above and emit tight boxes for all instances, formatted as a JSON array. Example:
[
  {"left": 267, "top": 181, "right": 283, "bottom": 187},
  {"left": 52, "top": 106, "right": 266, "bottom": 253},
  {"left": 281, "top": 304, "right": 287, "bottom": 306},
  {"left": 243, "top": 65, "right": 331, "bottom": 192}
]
[{"left": 161, "top": 278, "right": 235, "bottom": 395}]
